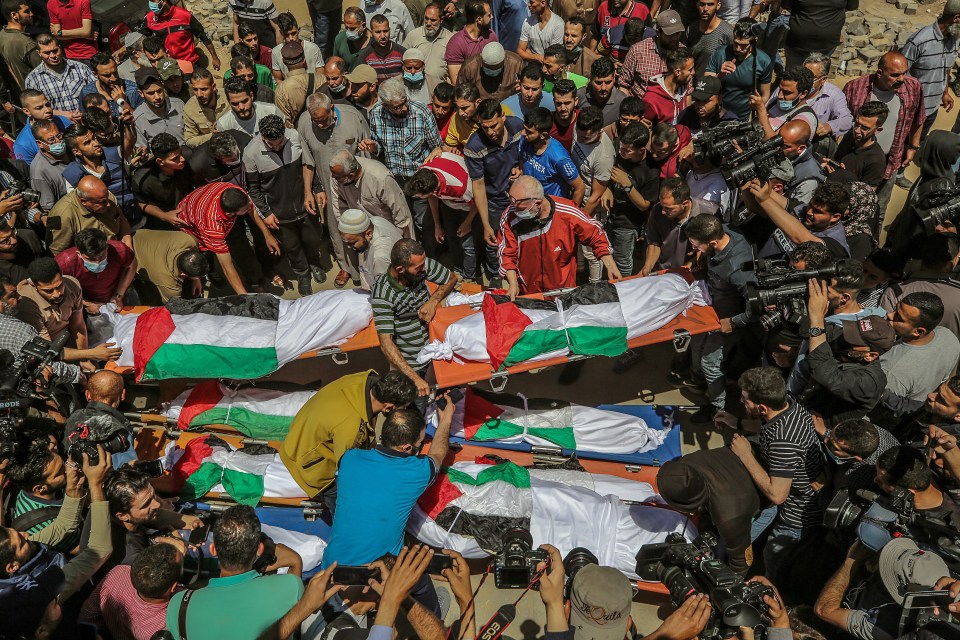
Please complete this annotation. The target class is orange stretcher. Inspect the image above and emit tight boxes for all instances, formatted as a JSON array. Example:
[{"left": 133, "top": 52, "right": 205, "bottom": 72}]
[{"left": 428, "top": 300, "right": 721, "bottom": 390}]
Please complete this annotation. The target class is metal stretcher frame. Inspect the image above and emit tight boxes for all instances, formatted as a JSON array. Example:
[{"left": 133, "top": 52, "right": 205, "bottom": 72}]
[{"left": 428, "top": 300, "right": 721, "bottom": 390}]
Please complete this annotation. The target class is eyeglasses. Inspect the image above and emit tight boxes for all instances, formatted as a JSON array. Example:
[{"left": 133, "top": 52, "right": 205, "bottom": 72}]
[{"left": 508, "top": 196, "right": 538, "bottom": 206}]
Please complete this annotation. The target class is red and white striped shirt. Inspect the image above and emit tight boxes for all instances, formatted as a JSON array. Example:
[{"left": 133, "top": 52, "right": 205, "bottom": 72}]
[
  {"left": 176, "top": 182, "right": 247, "bottom": 255},
  {"left": 79, "top": 564, "right": 176, "bottom": 640},
  {"left": 421, "top": 152, "right": 474, "bottom": 211}
]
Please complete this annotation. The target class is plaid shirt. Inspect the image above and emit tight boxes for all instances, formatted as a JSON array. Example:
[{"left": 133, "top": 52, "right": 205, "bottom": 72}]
[
  {"left": 0, "top": 314, "right": 82, "bottom": 383},
  {"left": 24, "top": 59, "right": 94, "bottom": 112},
  {"left": 616, "top": 38, "right": 669, "bottom": 99},
  {"left": 843, "top": 73, "right": 925, "bottom": 180},
  {"left": 369, "top": 100, "right": 442, "bottom": 179}
]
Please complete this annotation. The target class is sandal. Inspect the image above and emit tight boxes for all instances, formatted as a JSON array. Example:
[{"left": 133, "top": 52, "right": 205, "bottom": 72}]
[{"left": 334, "top": 269, "right": 350, "bottom": 289}]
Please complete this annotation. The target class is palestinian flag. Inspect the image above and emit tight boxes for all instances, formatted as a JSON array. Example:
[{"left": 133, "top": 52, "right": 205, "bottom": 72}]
[
  {"left": 104, "top": 289, "right": 373, "bottom": 382},
  {"left": 483, "top": 282, "right": 627, "bottom": 370},
  {"left": 166, "top": 382, "right": 313, "bottom": 440},
  {"left": 430, "top": 388, "right": 668, "bottom": 454},
  {"left": 170, "top": 434, "right": 277, "bottom": 506}
]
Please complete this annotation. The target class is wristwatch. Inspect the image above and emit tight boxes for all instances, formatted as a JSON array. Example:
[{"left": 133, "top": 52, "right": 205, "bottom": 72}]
[{"left": 808, "top": 326, "right": 826, "bottom": 337}]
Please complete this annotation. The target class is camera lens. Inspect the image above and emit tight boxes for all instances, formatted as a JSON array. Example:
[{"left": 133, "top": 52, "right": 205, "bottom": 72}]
[{"left": 563, "top": 547, "right": 598, "bottom": 584}]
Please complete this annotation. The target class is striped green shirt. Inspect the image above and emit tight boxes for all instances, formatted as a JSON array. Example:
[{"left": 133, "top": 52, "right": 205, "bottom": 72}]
[
  {"left": 12, "top": 491, "right": 80, "bottom": 551},
  {"left": 371, "top": 258, "right": 451, "bottom": 368}
]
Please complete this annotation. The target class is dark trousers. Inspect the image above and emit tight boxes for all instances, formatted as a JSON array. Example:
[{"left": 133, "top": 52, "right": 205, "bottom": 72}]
[
  {"left": 225, "top": 217, "right": 264, "bottom": 287},
  {"left": 274, "top": 217, "right": 312, "bottom": 278}
]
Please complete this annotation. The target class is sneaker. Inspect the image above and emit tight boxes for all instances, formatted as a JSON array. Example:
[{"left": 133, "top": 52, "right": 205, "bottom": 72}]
[
  {"left": 667, "top": 371, "right": 707, "bottom": 394},
  {"left": 689, "top": 405, "right": 718, "bottom": 423},
  {"left": 613, "top": 348, "right": 643, "bottom": 374},
  {"left": 310, "top": 264, "right": 328, "bottom": 284},
  {"left": 436, "top": 586, "right": 452, "bottom": 621},
  {"left": 297, "top": 275, "right": 313, "bottom": 297},
  {"left": 896, "top": 173, "right": 914, "bottom": 190}
]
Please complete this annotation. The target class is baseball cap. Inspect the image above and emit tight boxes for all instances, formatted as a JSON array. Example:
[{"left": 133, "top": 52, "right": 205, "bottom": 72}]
[
  {"left": 767, "top": 159, "right": 795, "bottom": 183},
  {"left": 481, "top": 42, "right": 506, "bottom": 66},
  {"left": 156, "top": 57, "right": 182, "bottom": 80},
  {"left": 338, "top": 209, "right": 372, "bottom": 234},
  {"left": 690, "top": 75, "right": 721, "bottom": 101},
  {"left": 281, "top": 41, "right": 305, "bottom": 66},
  {"left": 345, "top": 64, "right": 377, "bottom": 85},
  {"left": 568, "top": 564, "right": 633, "bottom": 640},
  {"left": 656, "top": 10, "right": 684, "bottom": 35},
  {"left": 122, "top": 31, "right": 144, "bottom": 49},
  {"left": 134, "top": 66, "right": 163, "bottom": 88},
  {"left": 840, "top": 315, "right": 897, "bottom": 355},
  {"left": 878, "top": 538, "right": 950, "bottom": 601}
]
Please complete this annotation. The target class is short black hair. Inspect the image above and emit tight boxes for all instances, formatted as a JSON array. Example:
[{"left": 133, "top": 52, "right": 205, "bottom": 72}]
[
  {"left": 810, "top": 182, "right": 850, "bottom": 218},
  {"left": 664, "top": 48, "right": 693, "bottom": 73},
  {"left": 464, "top": 0, "right": 488, "bottom": 23},
  {"left": 27, "top": 257, "right": 61, "bottom": 285},
  {"left": 660, "top": 177, "right": 691, "bottom": 204},
  {"left": 738, "top": 367, "right": 788, "bottom": 410},
  {"left": 619, "top": 96, "right": 644, "bottom": 119},
  {"left": 191, "top": 67, "right": 215, "bottom": 84},
  {"left": 131, "top": 543, "right": 181, "bottom": 598},
  {"left": 0, "top": 0, "right": 26, "bottom": 20},
  {"left": 623, "top": 16, "right": 646, "bottom": 44},
  {"left": 652, "top": 122, "right": 679, "bottom": 148},
  {"left": 380, "top": 408, "right": 426, "bottom": 448},
  {"left": 405, "top": 168, "right": 441, "bottom": 198},
  {"left": 371, "top": 371, "right": 417, "bottom": 406},
  {"left": 6, "top": 431, "right": 56, "bottom": 490},
  {"left": 901, "top": 291, "right": 945, "bottom": 332},
  {"left": 454, "top": 83, "right": 480, "bottom": 102},
  {"left": 75, "top": 228, "right": 108, "bottom": 258},
  {"left": 209, "top": 132, "right": 240, "bottom": 160},
  {"left": 258, "top": 114, "right": 285, "bottom": 140},
  {"left": 476, "top": 98, "right": 503, "bottom": 121},
  {"left": 590, "top": 56, "right": 615, "bottom": 80},
  {"left": 791, "top": 241, "right": 834, "bottom": 269},
  {"left": 865, "top": 247, "right": 903, "bottom": 279},
  {"left": 82, "top": 93, "right": 108, "bottom": 112},
  {"left": 177, "top": 249, "right": 209, "bottom": 278},
  {"left": 620, "top": 121, "right": 650, "bottom": 147},
  {"left": 370, "top": 14, "right": 390, "bottom": 27},
  {"left": 685, "top": 213, "right": 724, "bottom": 243},
  {"left": 390, "top": 238, "right": 426, "bottom": 269},
  {"left": 104, "top": 467, "right": 153, "bottom": 516},
  {"left": 150, "top": 132, "right": 180, "bottom": 159},
  {"left": 733, "top": 17, "right": 757, "bottom": 40},
  {"left": 832, "top": 258, "right": 864, "bottom": 294},
  {"left": 524, "top": 106, "right": 553, "bottom": 133},
  {"left": 212, "top": 504, "right": 262, "bottom": 571},
  {"left": 219, "top": 188, "right": 250, "bottom": 214},
  {"left": 82, "top": 107, "right": 113, "bottom": 134},
  {"left": 64, "top": 123, "right": 91, "bottom": 153},
  {"left": 576, "top": 105, "right": 604, "bottom": 133},
  {"left": 90, "top": 51, "right": 113, "bottom": 71},
  {"left": 566, "top": 15, "right": 587, "bottom": 31},
  {"left": 519, "top": 63, "right": 544, "bottom": 84},
  {"left": 433, "top": 82, "right": 455, "bottom": 102},
  {"left": 31, "top": 119, "right": 57, "bottom": 141},
  {"left": 858, "top": 100, "right": 889, "bottom": 127},
  {"left": 780, "top": 65, "right": 814, "bottom": 95},
  {"left": 543, "top": 44, "right": 567, "bottom": 65},
  {"left": 237, "top": 21, "right": 258, "bottom": 39},
  {"left": 553, "top": 78, "right": 577, "bottom": 99},
  {"left": 142, "top": 34, "right": 165, "bottom": 55},
  {"left": 832, "top": 419, "right": 880, "bottom": 458},
  {"left": 230, "top": 43, "right": 254, "bottom": 60},
  {"left": 277, "top": 11, "right": 298, "bottom": 33},
  {"left": 877, "top": 446, "right": 932, "bottom": 491},
  {"left": 223, "top": 76, "right": 253, "bottom": 98},
  {"left": 920, "top": 232, "right": 960, "bottom": 271},
  {"left": 230, "top": 54, "right": 255, "bottom": 74}
]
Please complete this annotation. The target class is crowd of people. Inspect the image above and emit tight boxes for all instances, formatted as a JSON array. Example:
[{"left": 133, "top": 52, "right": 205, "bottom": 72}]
[{"left": 1, "top": 0, "right": 960, "bottom": 637}]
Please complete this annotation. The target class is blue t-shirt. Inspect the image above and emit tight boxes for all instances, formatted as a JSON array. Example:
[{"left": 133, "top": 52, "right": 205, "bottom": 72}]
[
  {"left": 464, "top": 115, "right": 525, "bottom": 206},
  {"left": 501, "top": 91, "right": 555, "bottom": 118},
  {"left": 78, "top": 80, "right": 143, "bottom": 118},
  {"left": 14, "top": 116, "right": 72, "bottom": 165},
  {"left": 321, "top": 446, "right": 437, "bottom": 568},
  {"left": 705, "top": 46, "right": 774, "bottom": 120},
  {"left": 519, "top": 137, "right": 580, "bottom": 198}
]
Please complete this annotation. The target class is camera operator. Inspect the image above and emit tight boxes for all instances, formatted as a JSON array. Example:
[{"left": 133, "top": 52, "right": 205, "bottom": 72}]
[
  {"left": 684, "top": 214, "right": 756, "bottom": 423},
  {"left": 798, "top": 279, "right": 897, "bottom": 427},
  {"left": 63, "top": 370, "right": 136, "bottom": 469},
  {"left": 816, "top": 538, "right": 950, "bottom": 640},
  {"left": 677, "top": 76, "right": 737, "bottom": 134},
  {"left": 745, "top": 179, "right": 850, "bottom": 260},
  {"left": 823, "top": 418, "right": 899, "bottom": 495},
  {"left": 164, "top": 504, "right": 305, "bottom": 640},
  {"left": 726, "top": 367, "right": 826, "bottom": 584},
  {"left": 875, "top": 446, "right": 960, "bottom": 530},
  {"left": 657, "top": 447, "right": 761, "bottom": 574},
  {"left": 0, "top": 308, "right": 83, "bottom": 387},
  {"left": 0, "top": 445, "right": 113, "bottom": 640}
]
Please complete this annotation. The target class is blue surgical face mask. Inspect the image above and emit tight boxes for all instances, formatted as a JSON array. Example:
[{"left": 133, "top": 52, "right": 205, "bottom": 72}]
[
  {"left": 403, "top": 71, "right": 424, "bottom": 84},
  {"left": 514, "top": 203, "right": 539, "bottom": 220},
  {"left": 48, "top": 141, "right": 66, "bottom": 156},
  {"left": 825, "top": 446, "right": 854, "bottom": 465},
  {"left": 148, "top": 1, "right": 161, "bottom": 13},
  {"left": 482, "top": 65, "right": 500, "bottom": 77},
  {"left": 345, "top": 28, "right": 362, "bottom": 41},
  {"left": 83, "top": 258, "right": 107, "bottom": 273},
  {"left": 778, "top": 97, "right": 797, "bottom": 111}
]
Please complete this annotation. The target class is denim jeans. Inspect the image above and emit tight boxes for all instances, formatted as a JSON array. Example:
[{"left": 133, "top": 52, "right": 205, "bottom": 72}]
[
  {"left": 308, "top": 4, "right": 342, "bottom": 60},
  {"left": 690, "top": 330, "right": 733, "bottom": 410},
  {"left": 440, "top": 203, "right": 479, "bottom": 280},
  {"left": 483, "top": 196, "right": 508, "bottom": 278},
  {"left": 608, "top": 226, "right": 638, "bottom": 276},
  {"left": 751, "top": 504, "right": 807, "bottom": 583}
]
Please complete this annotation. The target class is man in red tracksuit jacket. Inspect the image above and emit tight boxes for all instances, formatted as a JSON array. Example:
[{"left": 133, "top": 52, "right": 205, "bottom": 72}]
[{"left": 499, "top": 175, "right": 621, "bottom": 298}]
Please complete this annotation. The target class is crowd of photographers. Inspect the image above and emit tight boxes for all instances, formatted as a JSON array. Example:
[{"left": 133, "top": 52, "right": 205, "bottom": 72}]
[{"left": 2, "top": 0, "right": 960, "bottom": 637}]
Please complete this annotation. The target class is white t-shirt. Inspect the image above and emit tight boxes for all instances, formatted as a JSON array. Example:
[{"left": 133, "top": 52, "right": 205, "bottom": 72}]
[
  {"left": 871, "top": 87, "right": 901, "bottom": 155},
  {"left": 217, "top": 101, "right": 282, "bottom": 137},
  {"left": 271, "top": 39, "right": 324, "bottom": 78},
  {"left": 571, "top": 132, "right": 615, "bottom": 203},
  {"left": 519, "top": 12, "right": 565, "bottom": 55}
]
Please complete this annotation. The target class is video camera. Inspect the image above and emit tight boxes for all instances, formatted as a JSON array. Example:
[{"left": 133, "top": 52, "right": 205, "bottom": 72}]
[
  {"left": 914, "top": 187, "right": 960, "bottom": 234},
  {"left": 744, "top": 257, "right": 842, "bottom": 330},
  {"left": 825, "top": 488, "right": 960, "bottom": 568},
  {"left": 694, "top": 121, "right": 765, "bottom": 167},
  {"left": 494, "top": 528, "right": 550, "bottom": 589},
  {"left": 721, "top": 136, "right": 788, "bottom": 190},
  {"left": 637, "top": 532, "right": 773, "bottom": 640},
  {"left": 64, "top": 416, "right": 131, "bottom": 466},
  {"left": 0, "top": 332, "right": 70, "bottom": 399}
]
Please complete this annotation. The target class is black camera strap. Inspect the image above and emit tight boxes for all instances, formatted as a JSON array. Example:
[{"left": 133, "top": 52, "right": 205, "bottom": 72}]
[
  {"left": 10, "top": 505, "right": 62, "bottom": 533},
  {"left": 177, "top": 589, "right": 196, "bottom": 640}
]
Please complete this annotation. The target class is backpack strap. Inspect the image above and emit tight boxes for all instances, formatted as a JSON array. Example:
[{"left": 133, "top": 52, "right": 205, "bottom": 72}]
[
  {"left": 177, "top": 589, "right": 196, "bottom": 640},
  {"left": 10, "top": 505, "right": 62, "bottom": 533}
]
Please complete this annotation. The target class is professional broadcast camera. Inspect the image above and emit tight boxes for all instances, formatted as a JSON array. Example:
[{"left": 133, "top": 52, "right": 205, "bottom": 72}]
[
  {"left": 636, "top": 532, "right": 774, "bottom": 640},
  {"left": 493, "top": 528, "right": 550, "bottom": 589},
  {"left": 721, "top": 136, "right": 788, "bottom": 189},
  {"left": 0, "top": 332, "right": 69, "bottom": 398},
  {"left": 64, "top": 415, "right": 131, "bottom": 465},
  {"left": 824, "top": 488, "right": 960, "bottom": 569},
  {"left": 914, "top": 187, "right": 960, "bottom": 233},
  {"left": 694, "top": 121, "right": 764, "bottom": 166},
  {"left": 744, "top": 257, "right": 843, "bottom": 330}
]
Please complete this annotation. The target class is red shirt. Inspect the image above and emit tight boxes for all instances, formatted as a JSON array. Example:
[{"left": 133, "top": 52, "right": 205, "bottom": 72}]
[
  {"left": 549, "top": 110, "right": 579, "bottom": 152},
  {"left": 177, "top": 182, "right": 246, "bottom": 254},
  {"left": 255, "top": 44, "right": 272, "bottom": 68},
  {"left": 498, "top": 196, "right": 611, "bottom": 294},
  {"left": 596, "top": 1, "right": 650, "bottom": 60},
  {"left": 47, "top": 0, "right": 97, "bottom": 60},
  {"left": 56, "top": 240, "right": 134, "bottom": 303},
  {"left": 430, "top": 104, "right": 453, "bottom": 140}
]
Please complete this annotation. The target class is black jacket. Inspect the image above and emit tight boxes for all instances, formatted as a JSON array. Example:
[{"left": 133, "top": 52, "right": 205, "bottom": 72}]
[{"left": 803, "top": 341, "right": 886, "bottom": 427}]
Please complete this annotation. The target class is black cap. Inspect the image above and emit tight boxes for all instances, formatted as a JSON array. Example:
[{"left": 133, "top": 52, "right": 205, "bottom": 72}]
[
  {"left": 135, "top": 65, "right": 163, "bottom": 89},
  {"left": 690, "top": 75, "right": 721, "bottom": 101}
]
